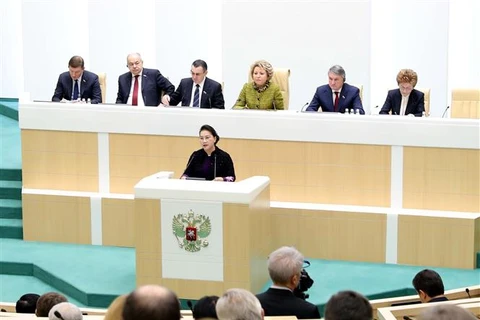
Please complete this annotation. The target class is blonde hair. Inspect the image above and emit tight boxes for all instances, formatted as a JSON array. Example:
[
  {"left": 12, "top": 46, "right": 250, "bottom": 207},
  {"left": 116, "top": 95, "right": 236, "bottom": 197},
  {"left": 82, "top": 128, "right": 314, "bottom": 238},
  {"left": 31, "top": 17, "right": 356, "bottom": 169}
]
[
  {"left": 396, "top": 69, "right": 418, "bottom": 87},
  {"left": 104, "top": 295, "right": 127, "bottom": 320},
  {"left": 250, "top": 60, "right": 274, "bottom": 81}
]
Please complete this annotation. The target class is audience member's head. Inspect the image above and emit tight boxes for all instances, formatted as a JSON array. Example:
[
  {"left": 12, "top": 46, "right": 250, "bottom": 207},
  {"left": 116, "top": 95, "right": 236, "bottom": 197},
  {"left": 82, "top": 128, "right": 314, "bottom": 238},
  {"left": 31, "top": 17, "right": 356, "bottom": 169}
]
[
  {"left": 420, "top": 304, "right": 477, "bottom": 320},
  {"left": 192, "top": 295, "right": 219, "bottom": 319},
  {"left": 15, "top": 293, "right": 40, "bottom": 313},
  {"left": 36, "top": 292, "right": 68, "bottom": 317},
  {"left": 104, "top": 294, "right": 127, "bottom": 320},
  {"left": 122, "top": 285, "right": 181, "bottom": 320},
  {"left": 267, "top": 246, "right": 304, "bottom": 291},
  {"left": 324, "top": 290, "right": 373, "bottom": 320},
  {"left": 48, "top": 302, "right": 83, "bottom": 320},
  {"left": 216, "top": 288, "right": 263, "bottom": 320},
  {"left": 412, "top": 269, "right": 445, "bottom": 303}
]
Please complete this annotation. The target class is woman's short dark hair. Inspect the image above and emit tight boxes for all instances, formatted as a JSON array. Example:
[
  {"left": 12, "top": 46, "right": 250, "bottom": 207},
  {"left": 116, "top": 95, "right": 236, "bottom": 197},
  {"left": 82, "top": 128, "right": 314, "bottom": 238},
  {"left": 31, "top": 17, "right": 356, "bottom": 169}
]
[
  {"left": 199, "top": 124, "right": 220, "bottom": 144},
  {"left": 193, "top": 295, "right": 219, "bottom": 319}
]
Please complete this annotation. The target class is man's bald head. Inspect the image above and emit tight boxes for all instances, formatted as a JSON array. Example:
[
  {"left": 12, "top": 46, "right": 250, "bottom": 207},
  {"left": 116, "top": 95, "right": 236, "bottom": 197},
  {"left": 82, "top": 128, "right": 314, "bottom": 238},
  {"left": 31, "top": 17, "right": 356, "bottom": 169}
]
[{"left": 122, "top": 285, "right": 180, "bottom": 320}]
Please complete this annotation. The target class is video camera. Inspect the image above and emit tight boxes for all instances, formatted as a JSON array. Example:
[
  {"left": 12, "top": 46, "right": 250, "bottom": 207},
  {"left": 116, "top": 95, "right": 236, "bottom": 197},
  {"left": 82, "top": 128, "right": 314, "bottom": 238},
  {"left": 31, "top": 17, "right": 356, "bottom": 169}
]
[{"left": 293, "top": 260, "right": 314, "bottom": 300}]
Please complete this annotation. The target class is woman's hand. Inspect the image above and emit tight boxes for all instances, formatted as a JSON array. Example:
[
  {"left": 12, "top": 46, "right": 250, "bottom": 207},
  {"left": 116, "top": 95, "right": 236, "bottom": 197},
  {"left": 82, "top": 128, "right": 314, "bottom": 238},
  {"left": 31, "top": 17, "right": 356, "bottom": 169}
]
[{"left": 214, "top": 177, "right": 224, "bottom": 181}]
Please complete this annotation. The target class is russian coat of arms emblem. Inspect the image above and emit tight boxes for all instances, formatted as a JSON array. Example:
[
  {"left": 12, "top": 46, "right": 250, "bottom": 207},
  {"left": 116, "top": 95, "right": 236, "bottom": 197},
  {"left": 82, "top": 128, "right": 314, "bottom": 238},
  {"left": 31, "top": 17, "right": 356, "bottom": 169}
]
[{"left": 172, "top": 209, "right": 211, "bottom": 252}]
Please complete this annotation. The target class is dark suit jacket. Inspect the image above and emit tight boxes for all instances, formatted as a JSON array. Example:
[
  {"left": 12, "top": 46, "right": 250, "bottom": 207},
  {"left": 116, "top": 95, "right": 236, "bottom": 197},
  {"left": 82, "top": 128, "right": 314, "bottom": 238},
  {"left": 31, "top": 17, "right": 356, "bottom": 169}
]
[
  {"left": 256, "top": 288, "right": 321, "bottom": 319},
  {"left": 169, "top": 77, "right": 225, "bottom": 109},
  {"left": 379, "top": 89, "right": 425, "bottom": 117},
  {"left": 52, "top": 70, "right": 102, "bottom": 104},
  {"left": 116, "top": 68, "right": 174, "bottom": 107},
  {"left": 306, "top": 83, "right": 364, "bottom": 114}
]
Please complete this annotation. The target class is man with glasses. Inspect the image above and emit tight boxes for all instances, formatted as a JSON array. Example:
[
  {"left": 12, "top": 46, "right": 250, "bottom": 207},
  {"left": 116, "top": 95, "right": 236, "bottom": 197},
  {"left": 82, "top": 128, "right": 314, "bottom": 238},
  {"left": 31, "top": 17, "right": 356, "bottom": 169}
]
[
  {"left": 116, "top": 53, "right": 174, "bottom": 107},
  {"left": 162, "top": 59, "right": 225, "bottom": 109},
  {"left": 52, "top": 56, "right": 102, "bottom": 104}
]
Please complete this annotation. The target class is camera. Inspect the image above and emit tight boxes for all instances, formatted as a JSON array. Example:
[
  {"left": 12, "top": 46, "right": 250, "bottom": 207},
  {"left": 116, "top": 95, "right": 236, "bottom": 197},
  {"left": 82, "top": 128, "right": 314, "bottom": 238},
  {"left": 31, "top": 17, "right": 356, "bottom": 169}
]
[{"left": 293, "top": 260, "right": 314, "bottom": 300}]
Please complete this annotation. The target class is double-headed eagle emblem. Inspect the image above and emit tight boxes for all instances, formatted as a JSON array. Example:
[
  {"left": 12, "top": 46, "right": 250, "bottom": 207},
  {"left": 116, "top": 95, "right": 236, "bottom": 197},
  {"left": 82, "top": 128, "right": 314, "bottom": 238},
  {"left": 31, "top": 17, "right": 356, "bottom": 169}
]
[{"left": 172, "top": 210, "right": 212, "bottom": 252}]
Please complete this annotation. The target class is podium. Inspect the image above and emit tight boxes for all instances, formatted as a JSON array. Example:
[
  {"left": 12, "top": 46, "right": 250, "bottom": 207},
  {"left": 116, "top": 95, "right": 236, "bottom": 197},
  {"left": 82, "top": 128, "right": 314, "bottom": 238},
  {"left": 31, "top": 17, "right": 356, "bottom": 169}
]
[{"left": 133, "top": 172, "right": 272, "bottom": 298}]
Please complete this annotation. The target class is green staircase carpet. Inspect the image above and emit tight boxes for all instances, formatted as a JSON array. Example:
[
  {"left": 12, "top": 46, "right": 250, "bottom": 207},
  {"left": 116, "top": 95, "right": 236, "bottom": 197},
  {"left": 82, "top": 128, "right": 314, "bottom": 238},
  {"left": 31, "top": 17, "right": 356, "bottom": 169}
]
[{"left": 0, "top": 98, "right": 19, "bottom": 121}]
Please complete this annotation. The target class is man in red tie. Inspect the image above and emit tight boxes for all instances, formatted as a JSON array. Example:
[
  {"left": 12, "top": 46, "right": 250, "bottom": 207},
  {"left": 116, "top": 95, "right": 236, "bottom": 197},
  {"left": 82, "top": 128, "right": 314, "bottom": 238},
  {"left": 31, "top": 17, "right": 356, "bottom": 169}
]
[
  {"left": 305, "top": 65, "right": 364, "bottom": 114},
  {"left": 116, "top": 53, "right": 174, "bottom": 107}
]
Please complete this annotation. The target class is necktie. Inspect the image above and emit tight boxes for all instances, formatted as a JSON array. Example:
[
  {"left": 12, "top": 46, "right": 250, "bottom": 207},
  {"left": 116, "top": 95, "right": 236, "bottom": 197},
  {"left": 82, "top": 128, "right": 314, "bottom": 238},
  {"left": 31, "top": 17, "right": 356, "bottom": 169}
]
[
  {"left": 73, "top": 79, "right": 79, "bottom": 100},
  {"left": 193, "top": 84, "right": 200, "bottom": 107},
  {"left": 132, "top": 75, "right": 139, "bottom": 106},
  {"left": 334, "top": 91, "right": 339, "bottom": 112}
]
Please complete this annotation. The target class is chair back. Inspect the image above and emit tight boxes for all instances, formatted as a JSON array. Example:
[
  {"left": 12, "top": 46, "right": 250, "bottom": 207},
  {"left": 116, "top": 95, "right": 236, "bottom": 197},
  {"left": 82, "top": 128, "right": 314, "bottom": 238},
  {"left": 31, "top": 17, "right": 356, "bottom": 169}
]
[
  {"left": 96, "top": 72, "right": 106, "bottom": 103},
  {"left": 350, "top": 84, "right": 364, "bottom": 102},
  {"left": 416, "top": 87, "right": 430, "bottom": 116},
  {"left": 451, "top": 88, "right": 480, "bottom": 118}
]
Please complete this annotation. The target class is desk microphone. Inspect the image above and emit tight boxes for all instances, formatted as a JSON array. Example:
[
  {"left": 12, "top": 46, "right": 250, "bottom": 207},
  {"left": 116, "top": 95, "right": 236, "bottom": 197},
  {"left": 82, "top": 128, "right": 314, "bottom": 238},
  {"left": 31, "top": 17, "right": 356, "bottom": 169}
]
[
  {"left": 187, "top": 300, "right": 194, "bottom": 311},
  {"left": 203, "top": 91, "right": 212, "bottom": 108},
  {"left": 441, "top": 105, "right": 450, "bottom": 118},
  {"left": 272, "top": 100, "right": 277, "bottom": 111},
  {"left": 300, "top": 102, "right": 309, "bottom": 112},
  {"left": 214, "top": 154, "right": 217, "bottom": 179},
  {"left": 183, "top": 154, "right": 196, "bottom": 177},
  {"left": 466, "top": 288, "right": 471, "bottom": 299}
]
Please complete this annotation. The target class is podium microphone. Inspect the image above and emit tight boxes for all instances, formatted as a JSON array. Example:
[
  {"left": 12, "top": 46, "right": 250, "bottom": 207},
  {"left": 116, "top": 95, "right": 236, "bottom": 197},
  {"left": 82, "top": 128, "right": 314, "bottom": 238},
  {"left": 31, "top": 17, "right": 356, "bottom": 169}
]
[
  {"left": 441, "top": 105, "right": 450, "bottom": 118},
  {"left": 203, "top": 91, "right": 211, "bottom": 108},
  {"left": 300, "top": 102, "right": 309, "bottom": 112},
  {"left": 466, "top": 288, "right": 471, "bottom": 299},
  {"left": 183, "top": 154, "right": 196, "bottom": 177},
  {"left": 214, "top": 154, "right": 217, "bottom": 178}
]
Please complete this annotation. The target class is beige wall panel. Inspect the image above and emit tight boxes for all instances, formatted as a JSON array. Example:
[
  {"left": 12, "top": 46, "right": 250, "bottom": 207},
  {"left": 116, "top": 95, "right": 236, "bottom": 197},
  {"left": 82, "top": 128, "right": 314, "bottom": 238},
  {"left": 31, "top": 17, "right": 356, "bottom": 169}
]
[
  {"left": 21, "top": 130, "right": 99, "bottom": 191},
  {"left": 270, "top": 208, "right": 386, "bottom": 263},
  {"left": 223, "top": 204, "right": 250, "bottom": 262},
  {"left": 21, "top": 130, "right": 97, "bottom": 153},
  {"left": 136, "top": 253, "right": 161, "bottom": 278},
  {"left": 102, "top": 199, "right": 135, "bottom": 247},
  {"left": 22, "top": 194, "right": 91, "bottom": 244},
  {"left": 404, "top": 147, "right": 480, "bottom": 212},
  {"left": 397, "top": 215, "right": 476, "bottom": 269},
  {"left": 109, "top": 134, "right": 391, "bottom": 206},
  {"left": 475, "top": 218, "right": 480, "bottom": 268}
]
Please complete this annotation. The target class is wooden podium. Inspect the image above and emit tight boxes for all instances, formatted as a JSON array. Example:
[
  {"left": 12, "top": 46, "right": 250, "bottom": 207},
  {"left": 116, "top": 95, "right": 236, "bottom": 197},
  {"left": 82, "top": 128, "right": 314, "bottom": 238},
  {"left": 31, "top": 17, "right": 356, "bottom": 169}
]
[{"left": 133, "top": 172, "right": 271, "bottom": 298}]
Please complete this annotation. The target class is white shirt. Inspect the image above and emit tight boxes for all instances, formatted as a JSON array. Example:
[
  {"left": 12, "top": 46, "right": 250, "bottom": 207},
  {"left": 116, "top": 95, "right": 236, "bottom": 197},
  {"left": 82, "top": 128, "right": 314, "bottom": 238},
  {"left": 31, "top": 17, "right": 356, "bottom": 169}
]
[
  {"left": 127, "top": 72, "right": 145, "bottom": 106},
  {"left": 400, "top": 94, "right": 409, "bottom": 116},
  {"left": 190, "top": 78, "right": 206, "bottom": 107}
]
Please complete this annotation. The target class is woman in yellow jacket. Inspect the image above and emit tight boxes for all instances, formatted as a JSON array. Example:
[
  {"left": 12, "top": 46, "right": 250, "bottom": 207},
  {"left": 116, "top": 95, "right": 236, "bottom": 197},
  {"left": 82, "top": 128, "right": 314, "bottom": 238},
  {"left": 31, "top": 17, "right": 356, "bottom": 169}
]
[{"left": 233, "top": 60, "right": 284, "bottom": 110}]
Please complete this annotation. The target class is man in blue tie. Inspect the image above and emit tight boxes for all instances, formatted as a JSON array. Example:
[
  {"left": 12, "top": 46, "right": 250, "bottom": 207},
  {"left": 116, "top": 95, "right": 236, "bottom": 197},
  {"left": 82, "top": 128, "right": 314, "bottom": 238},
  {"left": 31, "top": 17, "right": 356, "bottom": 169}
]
[
  {"left": 52, "top": 56, "right": 102, "bottom": 104},
  {"left": 162, "top": 59, "right": 225, "bottom": 109}
]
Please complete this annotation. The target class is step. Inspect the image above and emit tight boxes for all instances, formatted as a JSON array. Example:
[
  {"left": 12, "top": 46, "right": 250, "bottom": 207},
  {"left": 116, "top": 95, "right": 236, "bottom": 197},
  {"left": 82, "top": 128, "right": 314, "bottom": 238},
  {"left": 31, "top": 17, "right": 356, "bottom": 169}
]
[
  {"left": 0, "top": 99, "right": 19, "bottom": 121},
  {"left": 0, "top": 218, "right": 23, "bottom": 239},
  {"left": 0, "top": 199, "right": 22, "bottom": 219},
  {"left": 0, "top": 180, "right": 22, "bottom": 200},
  {"left": 0, "top": 169, "right": 22, "bottom": 182}
]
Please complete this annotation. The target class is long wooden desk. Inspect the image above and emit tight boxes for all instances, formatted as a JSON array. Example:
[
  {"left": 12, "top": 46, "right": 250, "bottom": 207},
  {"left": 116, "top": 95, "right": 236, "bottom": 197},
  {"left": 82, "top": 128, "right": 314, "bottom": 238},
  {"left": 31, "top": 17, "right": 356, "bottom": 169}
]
[{"left": 18, "top": 102, "right": 480, "bottom": 268}]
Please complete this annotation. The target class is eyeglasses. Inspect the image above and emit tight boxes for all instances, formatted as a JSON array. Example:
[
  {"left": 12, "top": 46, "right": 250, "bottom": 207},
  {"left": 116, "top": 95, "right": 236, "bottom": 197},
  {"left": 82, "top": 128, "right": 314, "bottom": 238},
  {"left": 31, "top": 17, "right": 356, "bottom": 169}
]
[{"left": 127, "top": 61, "right": 142, "bottom": 68}]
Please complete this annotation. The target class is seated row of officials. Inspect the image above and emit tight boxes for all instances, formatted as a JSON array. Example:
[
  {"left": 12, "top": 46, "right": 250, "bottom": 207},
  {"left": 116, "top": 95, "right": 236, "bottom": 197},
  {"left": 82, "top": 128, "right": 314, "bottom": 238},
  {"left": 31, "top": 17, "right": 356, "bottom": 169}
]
[{"left": 51, "top": 54, "right": 425, "bottom": 116}]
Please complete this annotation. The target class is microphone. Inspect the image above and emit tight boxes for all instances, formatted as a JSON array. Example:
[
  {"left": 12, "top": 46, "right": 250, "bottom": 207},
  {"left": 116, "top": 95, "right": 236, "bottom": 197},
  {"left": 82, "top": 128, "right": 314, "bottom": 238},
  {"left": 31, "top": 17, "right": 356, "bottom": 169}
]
[
  {"left": 214, "top": 154, "right": 217, "bottom": 179},
  {"left": 441, "top": 105, "right": 450, "bottom": 118},
  {"left": 403, "top": 316, "right": 413, "bottom": 320},
  {"left": 466, "top": 288, "right": 471, "bottom": 299},
  {"left": 272, "top": 100, "right": 277, "bottom": 111},
  {"left": 183, "top": 154, "right": 196, "bottom": 177},
  {"left": 54, "top": 311, "right": 65, "bottom": 320},
  {"left": 187, "top": 300, "right": 194, "bottom": 311},
  {"left": 203, "top": 91, "right": 212, "bottom": 108},
  {"left": 300, "top": 102, "right": 309, "bottom": 112}
]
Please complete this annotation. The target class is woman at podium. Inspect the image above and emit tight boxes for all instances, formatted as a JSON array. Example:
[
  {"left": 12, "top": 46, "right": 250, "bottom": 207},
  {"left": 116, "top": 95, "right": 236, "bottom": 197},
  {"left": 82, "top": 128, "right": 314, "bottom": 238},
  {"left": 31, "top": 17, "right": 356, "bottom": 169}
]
[{"left": 181, "top": 124, "right": 236, "bottom": 182}]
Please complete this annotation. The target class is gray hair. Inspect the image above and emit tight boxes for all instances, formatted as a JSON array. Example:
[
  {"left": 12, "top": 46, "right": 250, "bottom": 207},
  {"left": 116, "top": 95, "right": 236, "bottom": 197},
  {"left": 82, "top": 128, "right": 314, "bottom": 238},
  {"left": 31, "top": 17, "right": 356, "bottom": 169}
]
[
  {"left": 420, "top": 304, "right": 477, "bottom": 320},
  {"left": 250, "top": 60, "right": 274, "bottom": 81},
  {"left": 216, "top": 288, "right": 262, "bottom": 320},
  {"left": 329, "top": 65, "right": 346, "bottom": 81},
  {"left": 268, "top": 246, "right": 304, "bottom": 285},
  {"left": 48, "top": 302, "right": 83, "bottom": 320}
]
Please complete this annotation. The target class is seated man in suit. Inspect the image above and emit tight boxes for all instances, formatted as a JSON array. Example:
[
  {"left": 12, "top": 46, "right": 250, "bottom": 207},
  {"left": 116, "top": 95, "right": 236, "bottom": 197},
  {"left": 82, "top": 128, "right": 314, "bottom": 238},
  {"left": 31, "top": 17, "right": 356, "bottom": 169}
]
[
  {"left": 306, "top": 65, "right": 364, "bottom": 114},
  {"left": 52, "top": 56, "right": 102, "bottom": 104},
  {"left": 162, "top": 59, "right": 225, "bottom": 109},
  {"left": 380, "top": 69, "right": 425, "bottom": 116},
  {"left": 116, "top": 53, "right": 174, "bottom": 107},
  {"left": 256, "top": 246, "right": 321, "bottom": 319},
  {"left": 324, "top": 290, "right": 372, "bottom": 320},
  {"left": 412, "top": 269, "right": 448, "bottom": 303}
]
